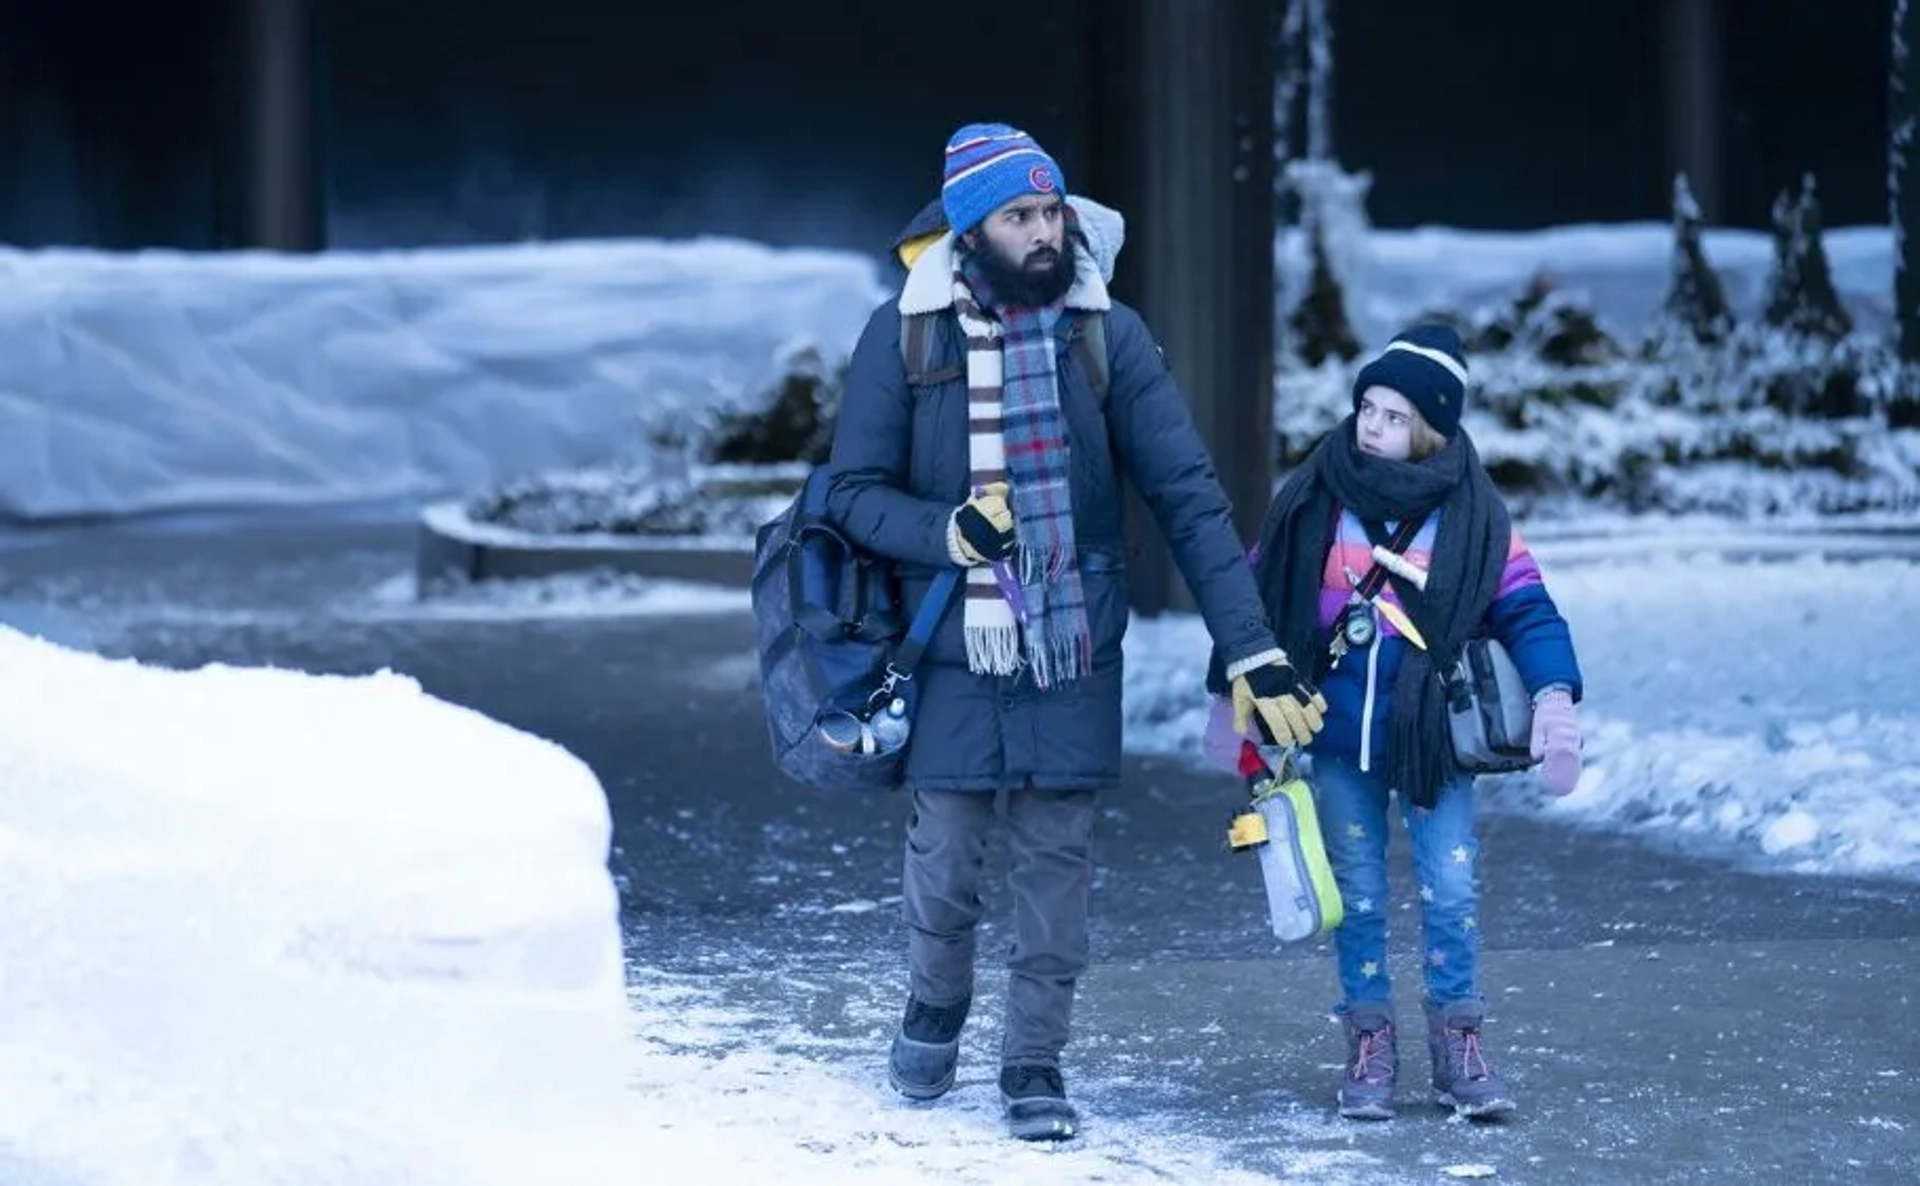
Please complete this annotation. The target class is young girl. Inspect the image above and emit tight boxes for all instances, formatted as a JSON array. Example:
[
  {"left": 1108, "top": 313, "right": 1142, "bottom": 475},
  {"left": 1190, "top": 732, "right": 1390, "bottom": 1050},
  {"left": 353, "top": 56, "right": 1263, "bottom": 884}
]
[{"left": 1209, "top": 323, "right": 1584, "bottom": 1122}]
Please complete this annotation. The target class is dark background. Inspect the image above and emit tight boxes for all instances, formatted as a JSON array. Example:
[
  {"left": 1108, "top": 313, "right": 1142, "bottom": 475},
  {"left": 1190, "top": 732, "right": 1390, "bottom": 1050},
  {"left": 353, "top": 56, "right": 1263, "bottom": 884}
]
[{"left": 0, "top": 0, "right": 1893, "bottom": 252}]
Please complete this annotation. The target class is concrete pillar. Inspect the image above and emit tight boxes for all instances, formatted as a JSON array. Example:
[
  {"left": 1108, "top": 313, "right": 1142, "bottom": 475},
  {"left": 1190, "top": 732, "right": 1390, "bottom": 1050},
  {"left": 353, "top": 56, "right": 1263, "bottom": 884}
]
[
  {"left": 240, "top": 0, "right": 322, "bottom": 250},
  {"left": 1663, "top": 0, "right": 1723, "bottom": 222},
  {"left": 1083, "top": 0, "right": 1276, "bottom": 616}
]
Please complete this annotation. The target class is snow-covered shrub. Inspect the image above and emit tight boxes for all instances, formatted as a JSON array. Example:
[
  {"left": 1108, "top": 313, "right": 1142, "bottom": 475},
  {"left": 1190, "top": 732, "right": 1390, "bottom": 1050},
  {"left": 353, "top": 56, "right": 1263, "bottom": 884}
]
[
  {"left": 466, "top": 461, "right": 805, "bottom": 538},
  {"left": 1275, "top": 301, "right": 1920, "bottom": 520},
  {"left": 704, "top": 346, "right": 844, "bottom": 466}
]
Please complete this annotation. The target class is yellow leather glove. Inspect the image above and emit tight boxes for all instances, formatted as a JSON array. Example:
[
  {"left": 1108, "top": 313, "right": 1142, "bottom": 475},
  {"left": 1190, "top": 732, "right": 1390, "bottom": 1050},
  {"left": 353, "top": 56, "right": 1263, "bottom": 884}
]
[
  {"left": 947, "top": 481, "right": 1015, "bottom": 566},
  {"left": 1229, "top": 651, "right": 1329, "bottom": 747}
]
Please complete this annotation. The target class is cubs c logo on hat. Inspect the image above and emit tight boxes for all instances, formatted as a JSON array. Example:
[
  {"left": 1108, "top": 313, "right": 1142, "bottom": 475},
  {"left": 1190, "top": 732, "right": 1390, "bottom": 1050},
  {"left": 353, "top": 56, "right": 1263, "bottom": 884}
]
[{"left": 1028, "top": 165, "right": 1056, "bottom": 193}]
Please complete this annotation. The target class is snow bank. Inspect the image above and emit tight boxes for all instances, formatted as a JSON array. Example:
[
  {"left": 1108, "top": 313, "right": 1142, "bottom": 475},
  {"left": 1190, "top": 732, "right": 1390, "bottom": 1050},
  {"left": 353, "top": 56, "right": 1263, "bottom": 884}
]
[
  {"left": 0, "top": 238, "right": 884, "bottom": 521},
  {"left": 0, "top": 628, "right": 633, "bottom": 1186}
]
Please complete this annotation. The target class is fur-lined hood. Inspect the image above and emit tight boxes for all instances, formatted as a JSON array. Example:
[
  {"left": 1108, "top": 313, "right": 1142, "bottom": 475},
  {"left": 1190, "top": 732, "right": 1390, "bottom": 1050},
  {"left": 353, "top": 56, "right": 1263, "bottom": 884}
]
[
  {"left": 890, "top": 193, "right": 1127, "bottom": 315},
  {"left": 896, "top": 231, "right": 1113, "bottom": 317}
]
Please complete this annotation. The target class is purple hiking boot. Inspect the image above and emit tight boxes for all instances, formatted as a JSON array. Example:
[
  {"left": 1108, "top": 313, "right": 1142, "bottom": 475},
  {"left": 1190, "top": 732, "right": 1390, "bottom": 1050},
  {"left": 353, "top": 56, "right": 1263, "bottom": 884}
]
[
  {"left": 1425, "top": 999, "right": 1516, "bottom": 1119},
  {"left": 1337, "top": 1001, "right": 1398, "bottom": 1120}
]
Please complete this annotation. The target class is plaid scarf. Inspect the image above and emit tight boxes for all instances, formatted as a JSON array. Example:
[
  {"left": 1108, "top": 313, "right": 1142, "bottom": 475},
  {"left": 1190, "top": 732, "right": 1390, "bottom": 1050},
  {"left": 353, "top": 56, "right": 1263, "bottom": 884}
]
[{"left": 952, "top": 256, "right": 1094, "bottom": 689}]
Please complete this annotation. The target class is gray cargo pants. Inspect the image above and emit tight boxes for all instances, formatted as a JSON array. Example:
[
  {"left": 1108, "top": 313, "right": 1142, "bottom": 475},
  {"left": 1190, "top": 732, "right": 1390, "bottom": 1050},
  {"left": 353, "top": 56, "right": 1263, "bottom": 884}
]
[{"left": 901, "top": 785, "right": 1098, "bottom": 1068}]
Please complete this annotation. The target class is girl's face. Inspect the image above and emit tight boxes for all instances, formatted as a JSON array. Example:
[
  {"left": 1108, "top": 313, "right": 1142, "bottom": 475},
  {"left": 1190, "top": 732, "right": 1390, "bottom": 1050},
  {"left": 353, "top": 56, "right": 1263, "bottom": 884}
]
[{"left": 1356, "top": 385, "right": 1419, "bottom": 460}]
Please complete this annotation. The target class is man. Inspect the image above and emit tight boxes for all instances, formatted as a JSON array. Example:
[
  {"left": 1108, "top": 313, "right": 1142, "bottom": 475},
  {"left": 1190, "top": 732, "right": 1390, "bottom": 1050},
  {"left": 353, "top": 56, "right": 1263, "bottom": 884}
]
[{"left": 824, "top": 122, "right": 1327, "bottom": 1141}]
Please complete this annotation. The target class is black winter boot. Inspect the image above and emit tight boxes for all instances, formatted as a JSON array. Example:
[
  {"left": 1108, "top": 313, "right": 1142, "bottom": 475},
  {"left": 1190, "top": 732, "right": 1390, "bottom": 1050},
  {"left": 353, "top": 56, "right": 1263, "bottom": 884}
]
[
  {"left": 888, "top": 995, "right": 970, "bottom": 1100},
  {"left": 999, "top": 1064, "right": 1078, "bottom": 1141}
]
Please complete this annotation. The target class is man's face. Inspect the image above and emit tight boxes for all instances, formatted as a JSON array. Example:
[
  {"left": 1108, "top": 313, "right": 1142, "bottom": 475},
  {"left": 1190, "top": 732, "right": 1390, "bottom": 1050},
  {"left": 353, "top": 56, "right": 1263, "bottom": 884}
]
[
  {"left": 963, "top": 193, "right": 1076, "bottom": 309},
  {"left": 976, "top": 194, "right": 1066, "bottom": 274}
]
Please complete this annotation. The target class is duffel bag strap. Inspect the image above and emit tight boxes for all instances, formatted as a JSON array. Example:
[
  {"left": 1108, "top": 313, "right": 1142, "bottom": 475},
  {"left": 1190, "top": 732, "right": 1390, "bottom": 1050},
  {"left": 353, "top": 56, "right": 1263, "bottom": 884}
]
[
  {"left": 864, "top": 567, "right": 963, "bottom": 712},
  {"left": 785, "top": 528, "right": 855, "bottom": 641},
  {"left": 888, "top": 567, "right": 961, "bottom": 679}
]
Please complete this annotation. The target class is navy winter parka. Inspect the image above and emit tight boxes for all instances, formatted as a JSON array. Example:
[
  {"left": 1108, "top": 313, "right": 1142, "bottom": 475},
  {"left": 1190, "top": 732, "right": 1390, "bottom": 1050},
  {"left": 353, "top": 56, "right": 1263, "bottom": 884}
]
[{"left": 824, "top": 230, "right": 1278, "bottom": 792}]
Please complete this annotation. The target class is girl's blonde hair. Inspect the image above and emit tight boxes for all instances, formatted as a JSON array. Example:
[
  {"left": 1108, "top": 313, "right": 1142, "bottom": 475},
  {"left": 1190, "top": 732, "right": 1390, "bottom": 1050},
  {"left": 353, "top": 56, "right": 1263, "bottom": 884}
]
[{"left": 1408, "top": 415, "right": 1449, "bottom": 460}]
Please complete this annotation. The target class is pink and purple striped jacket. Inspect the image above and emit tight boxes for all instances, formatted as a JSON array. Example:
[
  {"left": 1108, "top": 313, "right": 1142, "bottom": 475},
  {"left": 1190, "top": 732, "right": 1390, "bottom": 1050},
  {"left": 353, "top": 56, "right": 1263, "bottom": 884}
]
[{"left": 1306, "top": 507, "right": 1582, "bottom": 773}]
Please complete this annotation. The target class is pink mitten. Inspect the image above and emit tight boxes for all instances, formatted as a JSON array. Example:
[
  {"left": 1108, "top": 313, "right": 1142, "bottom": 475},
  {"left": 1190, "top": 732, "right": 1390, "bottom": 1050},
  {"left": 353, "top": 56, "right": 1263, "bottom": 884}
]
[
  {"left": 1202, "top": 695, "right": 1244, "bottom": 772},
  {"left": 1530, "top": 687, "right": 1581, "bottom": 796}
]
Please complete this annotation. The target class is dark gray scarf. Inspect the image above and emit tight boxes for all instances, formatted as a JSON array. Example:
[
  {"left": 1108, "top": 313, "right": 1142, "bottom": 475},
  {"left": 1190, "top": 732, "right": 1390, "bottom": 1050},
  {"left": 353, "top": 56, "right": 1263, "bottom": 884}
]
[{"left": 1244, "top": 419, "right": 1510, "bottom": 806}]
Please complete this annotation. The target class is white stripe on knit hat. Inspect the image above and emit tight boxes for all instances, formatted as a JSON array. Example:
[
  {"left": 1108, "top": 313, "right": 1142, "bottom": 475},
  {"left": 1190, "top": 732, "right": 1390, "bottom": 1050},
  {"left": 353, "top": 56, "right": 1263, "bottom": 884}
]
[
  {"left": 946, "top": 130, "right": 1031, "bottom": 156},
  {"left": 943, "top": 146, "right": 1048, "bottom": 187},
  {"left": 1382, "top": 339, "right": 1468, "bottom": 385}
]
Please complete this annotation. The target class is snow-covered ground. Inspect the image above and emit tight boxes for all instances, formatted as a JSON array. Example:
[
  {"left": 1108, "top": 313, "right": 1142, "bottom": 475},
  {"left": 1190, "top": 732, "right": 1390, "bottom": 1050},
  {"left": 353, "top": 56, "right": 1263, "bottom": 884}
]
[
  {"left": 0, "top": 220, "right": 1902, "bottom": 522},
  {"left": 0, "top": 611, "right": 1358, "bottom": 1186},
  {"left": 1, "top": 515, "right": 1914, "bottom": 1184}
]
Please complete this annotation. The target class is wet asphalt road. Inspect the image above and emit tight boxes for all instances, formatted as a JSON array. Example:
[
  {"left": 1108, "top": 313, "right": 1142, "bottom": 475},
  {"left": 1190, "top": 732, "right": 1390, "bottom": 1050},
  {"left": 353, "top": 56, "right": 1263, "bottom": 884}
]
[{"left": 3, "top": 516, "right": 1917, "bottom": 1184}]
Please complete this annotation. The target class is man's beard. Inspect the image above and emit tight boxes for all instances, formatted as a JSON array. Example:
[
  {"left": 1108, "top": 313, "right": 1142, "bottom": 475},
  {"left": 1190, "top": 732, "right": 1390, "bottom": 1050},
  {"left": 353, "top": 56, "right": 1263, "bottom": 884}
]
[{"left": 970, "top": 235, "right": 1078, "bottom": 310}]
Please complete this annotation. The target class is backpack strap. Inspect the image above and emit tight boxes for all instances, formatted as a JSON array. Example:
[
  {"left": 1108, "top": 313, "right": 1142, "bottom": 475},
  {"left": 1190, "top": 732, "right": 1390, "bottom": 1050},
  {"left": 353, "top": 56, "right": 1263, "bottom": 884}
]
[
  {"left": 1353, "top": 514, "right": 1436, "bottom": 651},
  {"left": 901, "top": 308, "right": 1108, "bottom": 402},
  {"left": 1353, "top": 513, "right": 1430, "bottom": 604},
  {"left": 1069, "top": 310, "right": 1110, "bottom": 405},
  {"left": 901, "top": 310, "right": 965, "bottom": 389}
]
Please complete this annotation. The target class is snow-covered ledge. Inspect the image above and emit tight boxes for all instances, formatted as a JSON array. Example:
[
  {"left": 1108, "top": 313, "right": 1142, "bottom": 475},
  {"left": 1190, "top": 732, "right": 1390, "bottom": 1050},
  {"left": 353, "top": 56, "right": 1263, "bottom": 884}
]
[
  {"left": 0, "top": 628, "right": 634, "bottom": 1183},
  {"left": 416, "top": 497, "right": 757, "bottom": 591}
]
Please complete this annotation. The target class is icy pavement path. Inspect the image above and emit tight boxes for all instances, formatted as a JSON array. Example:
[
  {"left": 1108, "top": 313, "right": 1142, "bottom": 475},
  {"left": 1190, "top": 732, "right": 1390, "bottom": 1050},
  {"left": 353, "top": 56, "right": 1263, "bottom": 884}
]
[
  {"left": 622, "top": 961, "right": 1412, "bottom": 1186},
  {"left": 0, "top": 515, "right": 749, "bottom": 655}
]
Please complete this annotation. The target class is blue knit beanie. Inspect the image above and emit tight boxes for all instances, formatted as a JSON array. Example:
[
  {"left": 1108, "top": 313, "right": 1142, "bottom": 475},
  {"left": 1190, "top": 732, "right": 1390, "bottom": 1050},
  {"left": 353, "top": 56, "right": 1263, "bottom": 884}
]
[
  {"left": 1351, "top": 324, "right": 1470, "bottom": 438},
  {"left": 941, "top": 123, "right": 1067, "bottom": 237}
]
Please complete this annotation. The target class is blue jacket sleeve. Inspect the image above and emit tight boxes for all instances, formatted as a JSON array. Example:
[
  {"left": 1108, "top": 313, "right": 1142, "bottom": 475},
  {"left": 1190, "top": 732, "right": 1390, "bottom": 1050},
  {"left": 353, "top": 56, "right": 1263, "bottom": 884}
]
[
  {"left": 821, "top": 302, "right": 958, "bottom": 570},
  {"left": 1102, "top": 303, "right": 1278, "bottom": 670},
  {"left": 1484, "top": 547, "right": 1584, "bottom": 701}
]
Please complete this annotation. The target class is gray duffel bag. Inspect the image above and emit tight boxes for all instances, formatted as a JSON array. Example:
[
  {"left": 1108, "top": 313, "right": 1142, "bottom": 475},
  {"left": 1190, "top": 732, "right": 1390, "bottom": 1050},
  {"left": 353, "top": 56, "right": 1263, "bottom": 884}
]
[{"left": 1444, "top": 637, "right": 1540, "bottom": 774}]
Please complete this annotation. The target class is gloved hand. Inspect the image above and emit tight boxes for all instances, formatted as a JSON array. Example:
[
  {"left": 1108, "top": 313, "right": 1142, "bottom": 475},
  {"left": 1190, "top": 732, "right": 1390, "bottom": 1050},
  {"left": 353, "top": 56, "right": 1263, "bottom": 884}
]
[
  {"left": 1530, "top": 687, "right": 1582, "bottom": 796},
  {"left": 1230, "top": 652, "right": 1328, "bottom": 747},
  {"left": 947, "top": 481, "right": 1014, "bottom": 566}
]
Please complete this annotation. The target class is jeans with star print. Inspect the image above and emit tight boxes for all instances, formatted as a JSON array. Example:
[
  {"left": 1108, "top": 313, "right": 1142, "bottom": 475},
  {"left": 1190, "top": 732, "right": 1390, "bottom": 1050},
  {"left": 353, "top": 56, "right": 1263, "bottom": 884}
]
[{"left": 1310, "top": 754, "right": 1481, "bottom": 1010}]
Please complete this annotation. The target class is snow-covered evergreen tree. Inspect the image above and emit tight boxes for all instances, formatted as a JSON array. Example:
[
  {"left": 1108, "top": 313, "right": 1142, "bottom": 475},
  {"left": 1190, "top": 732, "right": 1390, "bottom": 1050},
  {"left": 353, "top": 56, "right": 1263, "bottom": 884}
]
[
  {"left": 1287, "top": 213, "right": 1362, "bottom": 365},
  {"left": 1762, "top": 174, "right": 1853, "bottom": 341},
  {"left": 1274, "top": 0, "right": 1366, "bottom": 365},
  {"left": 1650, "top": 173, "right": 1733, "bottom": 350}
]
